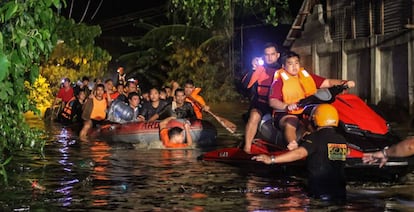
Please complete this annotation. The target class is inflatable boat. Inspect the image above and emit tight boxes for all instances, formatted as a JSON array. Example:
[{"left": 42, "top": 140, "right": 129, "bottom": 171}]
[{"left": 90, "top": 119, "right": 217, "bottom": 147}]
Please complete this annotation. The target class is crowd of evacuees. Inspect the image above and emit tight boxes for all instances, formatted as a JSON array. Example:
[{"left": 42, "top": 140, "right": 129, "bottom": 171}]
[{"left": 52, "top": 67, "right": 209, "bottom": 148}]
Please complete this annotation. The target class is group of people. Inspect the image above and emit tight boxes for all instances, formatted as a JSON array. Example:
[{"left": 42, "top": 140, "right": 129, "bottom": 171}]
[
  {"left": 242, "top": 43, "right": 355, "bottom": 201},
  {"left": 244, "top": 42, "right": 414, "bottom": 201},
  {"left": 52, "top": 68, "right": 210, "bottom": 148}
]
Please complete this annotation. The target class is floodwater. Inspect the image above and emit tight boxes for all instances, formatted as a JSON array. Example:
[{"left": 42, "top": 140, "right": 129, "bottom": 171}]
[{"left": 1, "top": 102, "right": 414, "bottom": 211}]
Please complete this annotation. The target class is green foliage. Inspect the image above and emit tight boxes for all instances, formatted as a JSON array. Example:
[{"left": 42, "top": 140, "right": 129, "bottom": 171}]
[
  {"left": 122, "top": 24, "right": 239, "bottom": 102},
  {"left": 41, "top": 18, "right": 111, "bottom": 94},
  {"left": 170, "top": 0, "right": 290, "bottom": 29},
  {"left": 0, "top": 0, "right": 63, "bottom": 182}
]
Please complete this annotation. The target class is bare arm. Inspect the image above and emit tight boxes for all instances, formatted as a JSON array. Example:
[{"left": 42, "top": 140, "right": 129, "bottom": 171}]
[
  {"left": 363, "top": 137, "right": 414, "bottom": 167},
  {"left": 252, "top": 147, "right": 308, "bottom": 164},
  {"left": 269, "top": 98, "right": 287, "bottom": 111},
  {"left": 320, "top": 79, "right": 356, "bottom": 89},
  {"left": 159, "top": 117, "right": 176, "bottom": 129},
  {"left": 184, "top": 121, "right": 193, "bottom": 146}
]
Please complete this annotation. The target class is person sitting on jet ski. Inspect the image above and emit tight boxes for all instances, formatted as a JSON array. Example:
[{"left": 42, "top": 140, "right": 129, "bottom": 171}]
[
  {"left": 268, "top": 51, "right": 355, "bottom": 150},
  {"left": 252, "top": 104, "right": 348, "bottom": 201}
]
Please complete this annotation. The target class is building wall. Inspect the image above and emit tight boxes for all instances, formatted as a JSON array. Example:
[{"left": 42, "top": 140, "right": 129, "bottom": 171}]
[{"left": 290, "top": 3, "right": 414, "bottom": 118}]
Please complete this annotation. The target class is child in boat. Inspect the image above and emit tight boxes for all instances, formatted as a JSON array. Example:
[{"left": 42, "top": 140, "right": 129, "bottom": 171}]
[{"left": 159, "top": 117, "right": 193, "bottom": 148}]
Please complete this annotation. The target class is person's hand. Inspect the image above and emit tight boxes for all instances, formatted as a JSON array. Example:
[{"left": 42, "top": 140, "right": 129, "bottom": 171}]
[
  {"left": 362, "top": 151, "right": 388, "bottom": 168},
  {"left": 346, "top": 80, "right": 356, "bottom": 88},
  {"left": 202, "top": 105, "right": 210, "bottom": 112},
  {"left": 183, "top": 120, "right": 191, "bottom": 130},
  {"left": 171, "top": 81, "right": 180, "bottom": 89},
  {"left": 137, "top": 115, "right": 145, "bottom": 122},
  {"left": 251, "top": 57, "right": 262, "bottom": 70},
  {"left": 286, "top": 104, "right": 298, "bottom": 111},
  {"left": 287, "top": 140, "right": 298, "bottom": 150},
  {"left": 251, "top": 154, "right": 272, "bottom": 164}
]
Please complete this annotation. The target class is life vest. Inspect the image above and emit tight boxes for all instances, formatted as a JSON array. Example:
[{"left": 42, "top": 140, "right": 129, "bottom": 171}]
[
  {"left": 90, "top": 96, "right": 107, "bottom": 121},
  {"left": 274, "top": 67, "right": 317, "bottom": 104},
  {"left": 160, "top": 119, "right": 190, "bottom": 148},
  {"left": 186, "top": 87, "right": 205, "bottom": 119},
  {"left": 61, "top": 97, "right": 76, "bottom": 120},
  {"left": 247, "top": 65, "right": 277, "bottom": 103}
]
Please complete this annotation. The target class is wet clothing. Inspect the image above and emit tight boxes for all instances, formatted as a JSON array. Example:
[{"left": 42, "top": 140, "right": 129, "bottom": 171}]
[
  {"left": 140, "top": 100, "right": 168, "bottom": 121},
  {"left": 156, "top": 102, "right": 196, "bottom": 120},
  {"left": 244, "top": 63, "right": 281, "bottom": 115},
  {"left": 57, "top": 87, "right": 74, "bottom": 103},
  {"left": 300, "top": 127, "right": 347, "bottom": 200},
  {"left": 160, "top": 128, "right": 189, "bottom": 148}
]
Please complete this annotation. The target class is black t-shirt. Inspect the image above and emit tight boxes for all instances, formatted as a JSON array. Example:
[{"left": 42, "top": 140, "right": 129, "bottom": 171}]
[
  {"left": 300, "top": 127, "right": 347, "bottom": 200},
  {"left": 157, "top": 102, "right": 195, "bottom": 120},
  {"left": 140, "top": 100, "right": 168, "bottom": 120}
]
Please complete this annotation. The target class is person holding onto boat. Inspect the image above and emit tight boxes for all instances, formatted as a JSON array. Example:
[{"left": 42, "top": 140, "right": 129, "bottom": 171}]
[
  {"left": 362, "top": 136, "right": 414, "bottom": 167},
  {"left": 269, "top": 51, "right": 355, "bottom": 150},
  {"left": 159, "top": 117, "right": 193, "bottom": 148},
  {"left": 80, "top": 84, "right": 108, "bottom": 138},
  {"left": 139, "top": 87, "right": 168, "bottom": 121},
  {"left": 242, "top": 43, "right": 282, "bottom": 153},
  {"left": 184, "top": 80, "right": 210, "bottom": 119},
  {"left": 253, "top": 104, "right": 348, "bottom": 201},
  {"left": 148, "top": 88, "right": 196, "bottom": 121}
]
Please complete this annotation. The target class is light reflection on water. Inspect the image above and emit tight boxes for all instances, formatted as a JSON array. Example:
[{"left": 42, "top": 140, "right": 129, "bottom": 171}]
[{"left": 1, "top": 103, "right": 414, "bottom": 211}]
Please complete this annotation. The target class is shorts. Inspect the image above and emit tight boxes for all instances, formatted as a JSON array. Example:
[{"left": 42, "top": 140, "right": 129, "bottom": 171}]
[
  {"left": 249, "top": 101, "right": 272, "bottom": 116},
  {"left": 273, "top": 112, "right": 300, "bottom": 130}
]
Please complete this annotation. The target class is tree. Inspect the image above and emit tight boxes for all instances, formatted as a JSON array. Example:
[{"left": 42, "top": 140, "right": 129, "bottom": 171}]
[
  {"left": 40, "top": 18, "right": 111, "bottom": 95},
  {"left": 0, "top": 0, "right": 64, "bottom": 183}
]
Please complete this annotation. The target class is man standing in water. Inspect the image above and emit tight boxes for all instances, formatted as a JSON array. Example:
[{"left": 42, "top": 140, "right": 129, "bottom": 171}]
[
  {"left": 252, "top": 104, "right": 347, "bottom": 201},
  {"left": 243, "top": 43, "right": 281, "bottom": 153}
]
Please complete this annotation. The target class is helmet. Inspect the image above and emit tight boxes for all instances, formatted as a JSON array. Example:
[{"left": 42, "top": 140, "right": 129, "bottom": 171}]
[{"left": 312, "top": 104, "right": 339, "bottom": 127}]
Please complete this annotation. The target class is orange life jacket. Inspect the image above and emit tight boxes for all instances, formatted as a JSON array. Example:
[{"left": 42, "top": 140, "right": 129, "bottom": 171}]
[
  {"left": 274, "top": 68, "right": 317, "bottom": 104},
  {"left": 160, "top": 128, "right": 189, "bottom": 148},
  {"left": 61, "top": 97, "right": 76, "bottom": 120},
  {"left": 90, "top": 96, "right": 107, "bottom": 121},
  {"left": 186, "top": 87, "right": 205, "bottom": 119},
  {"left": 247, "top": 65, "right": 276, "bottom": 103}
]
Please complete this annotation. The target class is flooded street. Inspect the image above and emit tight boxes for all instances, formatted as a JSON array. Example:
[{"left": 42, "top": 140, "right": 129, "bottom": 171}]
[{"left": 1, "top": 102, "right": 414, "bottom": 211}]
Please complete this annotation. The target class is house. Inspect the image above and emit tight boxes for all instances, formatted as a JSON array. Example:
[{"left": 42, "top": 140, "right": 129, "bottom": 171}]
[{"left": 283, "top": 0, "right": 414, "bottom": 122}]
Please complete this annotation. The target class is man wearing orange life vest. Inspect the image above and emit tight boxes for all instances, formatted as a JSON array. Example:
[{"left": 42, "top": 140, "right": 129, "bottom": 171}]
[
  {"left": 269, "top": 51, "right": 355, "bottom": 150},
  {"left": 243, "top": 43, "right": 282, "bottom": 153},
  {"left": 80, "top": 84, "right": 108, "bottom": 139},
  {"left": 159, "top": 117, "right": 193, "bottom": 148},
  {"left": 184, "top": 80, "right": 210, "bottom": 119}
]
